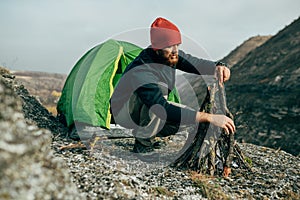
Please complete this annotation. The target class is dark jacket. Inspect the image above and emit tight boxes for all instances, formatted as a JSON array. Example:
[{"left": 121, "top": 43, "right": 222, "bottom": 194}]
[{"left": 110, "top": 47, "right": 216, "bottom": 125}]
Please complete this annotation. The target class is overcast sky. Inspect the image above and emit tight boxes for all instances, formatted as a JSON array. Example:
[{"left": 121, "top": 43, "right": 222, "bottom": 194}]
[{"left": 1, "top": 0, "right": 299, "bottom": 74}]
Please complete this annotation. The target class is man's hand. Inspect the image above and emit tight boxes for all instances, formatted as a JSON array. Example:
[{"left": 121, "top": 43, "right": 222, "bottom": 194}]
[
  {"left": 196, "top": 112, "right": 236, "bottom": 134},
  {"left": 208, "top": 114, "right": 235, "bottom": 134},
  {"left": 216, "top": 65, "right": 231, "bottom": 85}
]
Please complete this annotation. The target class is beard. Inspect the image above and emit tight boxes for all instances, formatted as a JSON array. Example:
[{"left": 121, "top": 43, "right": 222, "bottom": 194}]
[
  {"left": 157, "top": 50, "right": 179, "bottom": 67},
  {"left": 166, "top": 54, "right": 178, "bottom": 66}
]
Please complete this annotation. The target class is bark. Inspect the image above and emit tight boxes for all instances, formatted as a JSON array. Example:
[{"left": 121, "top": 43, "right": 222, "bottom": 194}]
[{"left": 171, "top": 80, "right": 251, "bottom": 177}]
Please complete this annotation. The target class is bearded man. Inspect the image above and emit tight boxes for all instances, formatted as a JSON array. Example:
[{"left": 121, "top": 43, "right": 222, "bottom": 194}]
[{"left": 110, "top": 17, "right": 235, "bottom": 153}]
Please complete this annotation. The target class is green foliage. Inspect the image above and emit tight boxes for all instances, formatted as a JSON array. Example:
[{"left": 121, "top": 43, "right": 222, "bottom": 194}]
[{"left": 244, "top": 156, "right": 253, "bottom": 167}]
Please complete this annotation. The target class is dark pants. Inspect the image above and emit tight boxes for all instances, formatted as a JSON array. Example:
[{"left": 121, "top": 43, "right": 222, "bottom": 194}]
[{"left": 114, "top": 94, "right": 193, "bottom": 146}]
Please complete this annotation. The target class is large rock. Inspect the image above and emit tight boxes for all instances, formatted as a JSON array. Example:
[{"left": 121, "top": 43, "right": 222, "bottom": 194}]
[{"left": 0, "top": 74, "right": 85, "bottom": 200}]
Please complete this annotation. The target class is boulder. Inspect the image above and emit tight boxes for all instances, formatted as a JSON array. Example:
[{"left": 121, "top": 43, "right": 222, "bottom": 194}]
[{"left": 0, "top": 75, "right": 85, "bottom": 200}]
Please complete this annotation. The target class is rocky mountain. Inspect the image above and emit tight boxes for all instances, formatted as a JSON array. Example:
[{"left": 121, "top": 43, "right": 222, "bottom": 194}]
[
  {"left": 178, "top": 17, "right": 300, "bottom": 156},
  {"left": 1, "top": 17, "right": 299, "bottom": 199},
  {"left": 226, "top": 17, "right": 300, "bottom": 156},
  {"left": 222, "top": 35, "right": 272, "bottom": 67},
  {"left": 1, "top": 67, "right": 299, "bottom": 199}
]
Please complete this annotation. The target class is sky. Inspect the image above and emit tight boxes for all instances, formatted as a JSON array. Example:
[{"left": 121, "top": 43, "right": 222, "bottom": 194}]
[{"left": 1, "top": 0, "right": 299, "bottom": 74}]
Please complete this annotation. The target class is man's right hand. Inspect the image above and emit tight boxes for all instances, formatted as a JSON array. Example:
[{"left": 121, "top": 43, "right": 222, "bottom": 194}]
[{"left": 195, "top": 112, "right": 236, "bottom": 134}]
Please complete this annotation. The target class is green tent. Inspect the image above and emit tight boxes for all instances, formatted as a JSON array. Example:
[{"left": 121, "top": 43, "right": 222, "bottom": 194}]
[{"left": 57, "top": 39, "right": 180, "bottom": 129}]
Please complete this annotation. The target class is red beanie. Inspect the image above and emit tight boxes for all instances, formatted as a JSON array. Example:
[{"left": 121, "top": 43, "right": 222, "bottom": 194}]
[{"left": 150, "top": 17, "right": 182, "bottom": 50}]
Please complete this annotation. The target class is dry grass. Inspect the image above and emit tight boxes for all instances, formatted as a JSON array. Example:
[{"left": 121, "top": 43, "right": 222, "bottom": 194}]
[
  {"left": 190, "top": 171, "right": 230, "bottom": 200},
  {"left": 152, "top": 186, "right": 175, "bottom": 197},
  {"left": 45, "top": 105, "right": 58, "bottom": 116}
]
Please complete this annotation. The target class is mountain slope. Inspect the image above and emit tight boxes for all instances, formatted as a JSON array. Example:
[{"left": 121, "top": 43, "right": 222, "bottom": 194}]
[
  {"left": 222, "top": 35, "right": 271, "bottom": 67},
  {"left": 2, "top": 67, "right": 299, "bottom": 199},
  {"left": 226, "top": 17, "right": 300, "bottom": 155},
  {"left": 177, "top": 35, "right": 272, "bottom": 109}
]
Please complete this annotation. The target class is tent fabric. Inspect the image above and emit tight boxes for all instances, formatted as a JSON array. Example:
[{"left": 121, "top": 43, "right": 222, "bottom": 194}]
[{"left": 57, "top": 39, "right": 181, "bottom": 129}]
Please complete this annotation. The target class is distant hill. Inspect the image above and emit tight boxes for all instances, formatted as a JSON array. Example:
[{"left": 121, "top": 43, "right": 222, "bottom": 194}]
[
  {"left": 178, "top": 17, "right": 300, "bottom": 156},
  {"left": 12, "top": 70, "right": 67, "bottom": 115},
  {"left": 177, "top": 35, "right": 272, "bottom": 109},
  {"left": 226, "top": 17, "right": 300, "bottom": 155},
  {"left": 221, "top": 35, "right": 271, "bottom": 67}
]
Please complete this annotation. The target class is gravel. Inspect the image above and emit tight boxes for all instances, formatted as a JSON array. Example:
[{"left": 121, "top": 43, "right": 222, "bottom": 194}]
[
  {"left": 2, "top": 70, "right": 299, "bottom": 200},
  {"left": 51, "top": 126, "right": 300, "bottom": 199}
]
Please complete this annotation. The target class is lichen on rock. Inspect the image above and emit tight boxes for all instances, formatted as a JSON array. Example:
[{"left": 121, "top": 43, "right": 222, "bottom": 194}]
[{"left": 0, "top": 74, "right": 85, "bottom": 200}]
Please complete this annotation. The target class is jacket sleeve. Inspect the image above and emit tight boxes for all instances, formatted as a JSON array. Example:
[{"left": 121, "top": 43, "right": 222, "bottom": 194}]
[
  {"left": 135, "top": 82, "right": 197, "bottom": 125},
  {"left": 176, "top": 50, "right": 216, "bottom": 75}
]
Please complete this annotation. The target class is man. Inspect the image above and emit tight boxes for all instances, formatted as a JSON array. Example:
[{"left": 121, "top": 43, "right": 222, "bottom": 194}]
[{"left": 110, "top": 17, "right": 235, "bottom": 153}]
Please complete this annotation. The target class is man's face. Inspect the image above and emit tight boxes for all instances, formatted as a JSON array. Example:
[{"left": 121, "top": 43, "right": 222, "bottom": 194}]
[{"left": 157, "top": 44, "right": 179, "bottom": 67}]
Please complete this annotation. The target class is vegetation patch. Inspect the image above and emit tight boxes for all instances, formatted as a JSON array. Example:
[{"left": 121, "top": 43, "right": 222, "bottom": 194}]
[
  {"left": 190, "top": 171, "right": 229, "bottom": 200},
  {"left": 244, "top": 156, "right": 253, "bottom": 167}
]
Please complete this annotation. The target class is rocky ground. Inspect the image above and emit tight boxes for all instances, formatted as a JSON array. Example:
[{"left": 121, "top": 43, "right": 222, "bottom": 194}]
[
  {"left": 1, "top": 69, "right": 300, "bottom": 199},
  {"left": 52, "top": 132, "right": 300, "bottom": 199}
]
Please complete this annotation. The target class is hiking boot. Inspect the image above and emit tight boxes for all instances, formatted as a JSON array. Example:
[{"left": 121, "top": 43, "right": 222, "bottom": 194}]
[
  {"left": 132, "top": 139, "right": 154, "bottom": 153},
  {"left": 68, "top": 127, "right": 80, "bottom": 141}
]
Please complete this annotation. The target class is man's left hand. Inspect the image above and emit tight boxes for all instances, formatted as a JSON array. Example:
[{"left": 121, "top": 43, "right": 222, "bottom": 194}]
[{"left": 216, "top": 65, "right": 231, "bottom": 84}]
